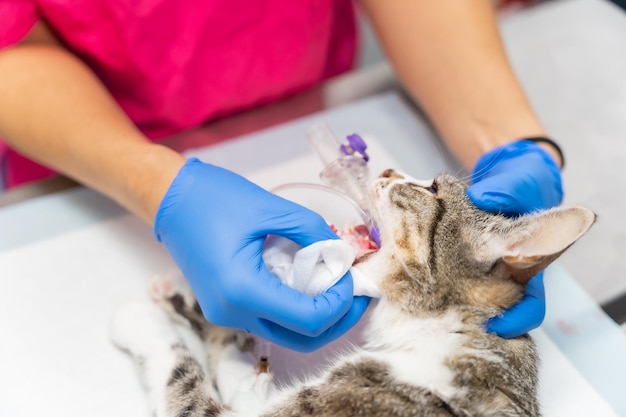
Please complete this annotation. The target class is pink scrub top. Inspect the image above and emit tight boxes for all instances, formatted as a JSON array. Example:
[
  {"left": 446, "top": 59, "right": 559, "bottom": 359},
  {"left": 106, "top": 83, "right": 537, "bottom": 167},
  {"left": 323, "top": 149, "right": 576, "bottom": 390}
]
[{"left": 0, "top": 0, "right": 357, "bottom": 188}]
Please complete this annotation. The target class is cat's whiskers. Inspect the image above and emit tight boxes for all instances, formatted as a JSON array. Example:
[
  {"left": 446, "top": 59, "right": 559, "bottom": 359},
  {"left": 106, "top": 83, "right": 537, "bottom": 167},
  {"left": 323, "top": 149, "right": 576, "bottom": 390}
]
[
  {"left": 463, "top": 147, "right": 507, "bottom": 183},
  {"left": 448, "top": 165, "right": 470, "bottom": 183}
]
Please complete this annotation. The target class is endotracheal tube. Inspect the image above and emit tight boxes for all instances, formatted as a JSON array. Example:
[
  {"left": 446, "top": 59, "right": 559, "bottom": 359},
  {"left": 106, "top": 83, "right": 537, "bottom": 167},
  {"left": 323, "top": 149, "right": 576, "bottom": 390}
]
[{"left": 306, "top": 123, "right": 380, "bottom": 245}]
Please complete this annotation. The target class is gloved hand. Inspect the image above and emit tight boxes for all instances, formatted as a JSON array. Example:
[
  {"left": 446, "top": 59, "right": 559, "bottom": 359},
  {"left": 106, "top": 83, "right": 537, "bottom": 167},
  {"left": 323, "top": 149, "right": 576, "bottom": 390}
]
[
  {"left": 154, "top": 158, "right": 370, "bottom": 352},
  {"left": 466, "top": 139, "right": 563, "bottom": 338},
  {"left": 486, "top": 272, "right": 545, "bottom": 338}
]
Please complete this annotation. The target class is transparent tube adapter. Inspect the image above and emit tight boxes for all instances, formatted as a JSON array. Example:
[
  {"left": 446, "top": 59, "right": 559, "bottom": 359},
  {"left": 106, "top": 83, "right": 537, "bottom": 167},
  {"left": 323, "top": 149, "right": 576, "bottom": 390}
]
[{"left": 305, "top": 123, "right": 380, "bottom": 245}]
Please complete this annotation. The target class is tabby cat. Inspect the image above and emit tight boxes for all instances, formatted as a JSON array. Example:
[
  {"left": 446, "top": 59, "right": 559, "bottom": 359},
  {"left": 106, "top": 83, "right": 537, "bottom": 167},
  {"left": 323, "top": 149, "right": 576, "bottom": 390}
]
[{"left": 111, "top": 169, "right": 595, "bottom": 417}]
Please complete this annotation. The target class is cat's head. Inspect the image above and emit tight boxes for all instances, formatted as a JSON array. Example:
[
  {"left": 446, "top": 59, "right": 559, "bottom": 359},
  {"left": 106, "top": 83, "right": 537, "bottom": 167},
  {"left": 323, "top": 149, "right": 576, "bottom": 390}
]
[{"left": 364, "top": 169, "right": 595, "bottom": 316}]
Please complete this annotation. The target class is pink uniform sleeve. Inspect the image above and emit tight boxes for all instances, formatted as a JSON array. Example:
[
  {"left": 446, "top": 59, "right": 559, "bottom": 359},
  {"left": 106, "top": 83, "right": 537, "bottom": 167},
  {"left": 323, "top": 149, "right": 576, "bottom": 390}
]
[{"left": 0, "top": 0, "right": 38, "bottom": 48}]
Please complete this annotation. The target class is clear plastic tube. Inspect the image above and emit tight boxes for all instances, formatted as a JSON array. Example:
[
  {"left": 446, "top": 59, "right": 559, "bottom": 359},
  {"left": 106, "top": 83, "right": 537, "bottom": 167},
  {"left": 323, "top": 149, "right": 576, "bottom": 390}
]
[
  {"left": 271, "top": 182, "right": 370, "bottom": 226},
  {"left": 305, "top": 123, "right": 370, "bottom": 210},
  {"left": 305, "top": 123, "right": 379, "bottom": 245},
  {"left": 306, "top": 123, "right": 344, "bottom": 166}
]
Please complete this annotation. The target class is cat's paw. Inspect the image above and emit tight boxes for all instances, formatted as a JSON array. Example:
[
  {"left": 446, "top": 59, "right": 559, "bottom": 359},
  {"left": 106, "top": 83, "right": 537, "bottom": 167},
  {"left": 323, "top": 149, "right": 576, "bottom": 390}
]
[
  {"left": 149, "top": 269, "right": 212, "bottom": 339},
  {"left": 150, "top": 268, "right": 193, "bottom": 304},
  {"left": 110, "top": 300, "right": 180, "bottom": 356},
  {"left": 149, "top": 268, "right": 199, "bottom": 322}
]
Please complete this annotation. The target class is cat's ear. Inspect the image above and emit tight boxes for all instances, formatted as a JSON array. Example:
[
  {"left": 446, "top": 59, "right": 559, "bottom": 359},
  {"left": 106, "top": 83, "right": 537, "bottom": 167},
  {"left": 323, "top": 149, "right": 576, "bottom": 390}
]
[{"left": 489, "top": 206, "right": 596, "bottom": 284}]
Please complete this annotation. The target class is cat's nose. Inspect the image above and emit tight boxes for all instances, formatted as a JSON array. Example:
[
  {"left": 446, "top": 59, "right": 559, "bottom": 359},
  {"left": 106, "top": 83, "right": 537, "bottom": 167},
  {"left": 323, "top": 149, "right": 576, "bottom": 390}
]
[
  {"left": 380, "top": 169, "right": 399, "bottom": 178},
  {"left": 380, "top": 169, "right": 394, "bottom": 178}
]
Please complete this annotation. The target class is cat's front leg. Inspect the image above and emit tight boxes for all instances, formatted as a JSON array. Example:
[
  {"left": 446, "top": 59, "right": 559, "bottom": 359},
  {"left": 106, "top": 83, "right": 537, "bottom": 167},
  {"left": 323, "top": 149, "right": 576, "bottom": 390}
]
[
  {"left": 149, "top": 268, "right": 274, "bottom": 414},
  {"left": 110, "top": 300, "right": 224, "bottom": 417}
]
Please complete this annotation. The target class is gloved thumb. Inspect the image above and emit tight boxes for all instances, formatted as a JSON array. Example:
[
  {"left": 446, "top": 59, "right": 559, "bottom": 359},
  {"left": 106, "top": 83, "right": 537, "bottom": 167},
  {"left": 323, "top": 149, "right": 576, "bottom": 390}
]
[{"left": 245, "top": 266, "right": 356, "bottom": 337}]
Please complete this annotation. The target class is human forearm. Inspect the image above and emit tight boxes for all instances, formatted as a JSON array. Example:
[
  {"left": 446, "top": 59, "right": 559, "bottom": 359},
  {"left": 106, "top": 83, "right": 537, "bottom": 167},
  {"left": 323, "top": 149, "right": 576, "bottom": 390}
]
[
  {"left": 361, "top": 0, "right": 561, "bottom": 169},
  {"left": 0, "top": 44, "right": 185, "bottom": 223},
  {"left": 361, "top": 0, "right": 563, "bottom": 339}
]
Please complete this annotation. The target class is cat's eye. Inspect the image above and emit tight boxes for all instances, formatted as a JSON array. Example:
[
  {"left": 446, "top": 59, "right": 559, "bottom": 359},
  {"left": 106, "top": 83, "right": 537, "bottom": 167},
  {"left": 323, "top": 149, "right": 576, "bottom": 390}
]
[
  {"left": 425, "top": 181, "right": 438, "bottom": 195},
  {"left": 408, "top": 180, "right": 438, "bottom": 195}
]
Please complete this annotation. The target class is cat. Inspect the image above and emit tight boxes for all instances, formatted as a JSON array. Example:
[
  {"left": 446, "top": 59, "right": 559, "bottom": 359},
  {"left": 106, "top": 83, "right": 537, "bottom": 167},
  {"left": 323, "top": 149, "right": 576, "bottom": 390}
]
[{"left": 110, "top": 169, "right": 595, "bottom": 417}]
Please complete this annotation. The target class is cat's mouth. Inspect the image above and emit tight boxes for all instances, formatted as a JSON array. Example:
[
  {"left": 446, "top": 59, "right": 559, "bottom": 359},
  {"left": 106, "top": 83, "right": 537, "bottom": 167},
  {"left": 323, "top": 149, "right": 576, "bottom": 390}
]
[{"left": 366, "top": 177, "right": 398, "bottom": 243}]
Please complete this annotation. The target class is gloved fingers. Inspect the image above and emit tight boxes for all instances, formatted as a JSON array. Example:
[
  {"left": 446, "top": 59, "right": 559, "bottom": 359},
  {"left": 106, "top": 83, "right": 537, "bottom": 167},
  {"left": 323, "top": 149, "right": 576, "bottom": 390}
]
[
  {"left": 254, "top": 296, "right": 371, "bottom": 352},
  {"left": 468, "top": 140, "right": 565, "bottom": 216},
  {"left": 524, "top": 272, "right": 546, "bottom": 300},
  {"left": 486, "top": 272, "right": 546, "bottom": 338},
  {"left": 237, "top": 269, "right": 356, "bottom": 337},
  {"left": 466, "top": 175, "right": 532, "bottom": 214}
]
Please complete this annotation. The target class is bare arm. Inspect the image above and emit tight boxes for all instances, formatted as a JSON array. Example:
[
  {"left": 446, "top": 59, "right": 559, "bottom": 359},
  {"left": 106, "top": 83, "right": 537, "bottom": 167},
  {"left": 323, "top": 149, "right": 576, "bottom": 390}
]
[
  {"left": 0, "top": 22, "right": 185, "bottom": 223},
  {"left": 360, "top": 0, "right": 562, "bottom": 169}
]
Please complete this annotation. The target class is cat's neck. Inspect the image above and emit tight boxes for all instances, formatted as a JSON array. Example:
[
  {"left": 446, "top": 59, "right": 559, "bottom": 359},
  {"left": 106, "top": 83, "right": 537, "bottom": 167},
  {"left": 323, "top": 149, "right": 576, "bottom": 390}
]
[
  {"left": 354, "top": 249, "right": 499, "bottom": 340},
  {"left": 362, "top": 299, "right": 469, "bottom": 352}
]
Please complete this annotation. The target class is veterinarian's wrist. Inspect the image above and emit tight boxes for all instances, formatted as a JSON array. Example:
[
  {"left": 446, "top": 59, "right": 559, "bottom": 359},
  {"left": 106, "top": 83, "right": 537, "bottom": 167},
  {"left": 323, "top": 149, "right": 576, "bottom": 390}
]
[{"left": 521, "top": 137, "right": 565, "bottom": 169}]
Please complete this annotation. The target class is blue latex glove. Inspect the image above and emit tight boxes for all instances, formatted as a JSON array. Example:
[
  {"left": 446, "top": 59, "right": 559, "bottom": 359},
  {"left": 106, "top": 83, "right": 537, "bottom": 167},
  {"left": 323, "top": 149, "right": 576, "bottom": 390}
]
[
  {"left": 486, "top": 273, "right": 546, "bottom": 338},
  {"left": 466, "top": 140, "right": 563, "bottom": 337},
  {"left": 154, "top": 158, "right": 370, "bottom": 352}
]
